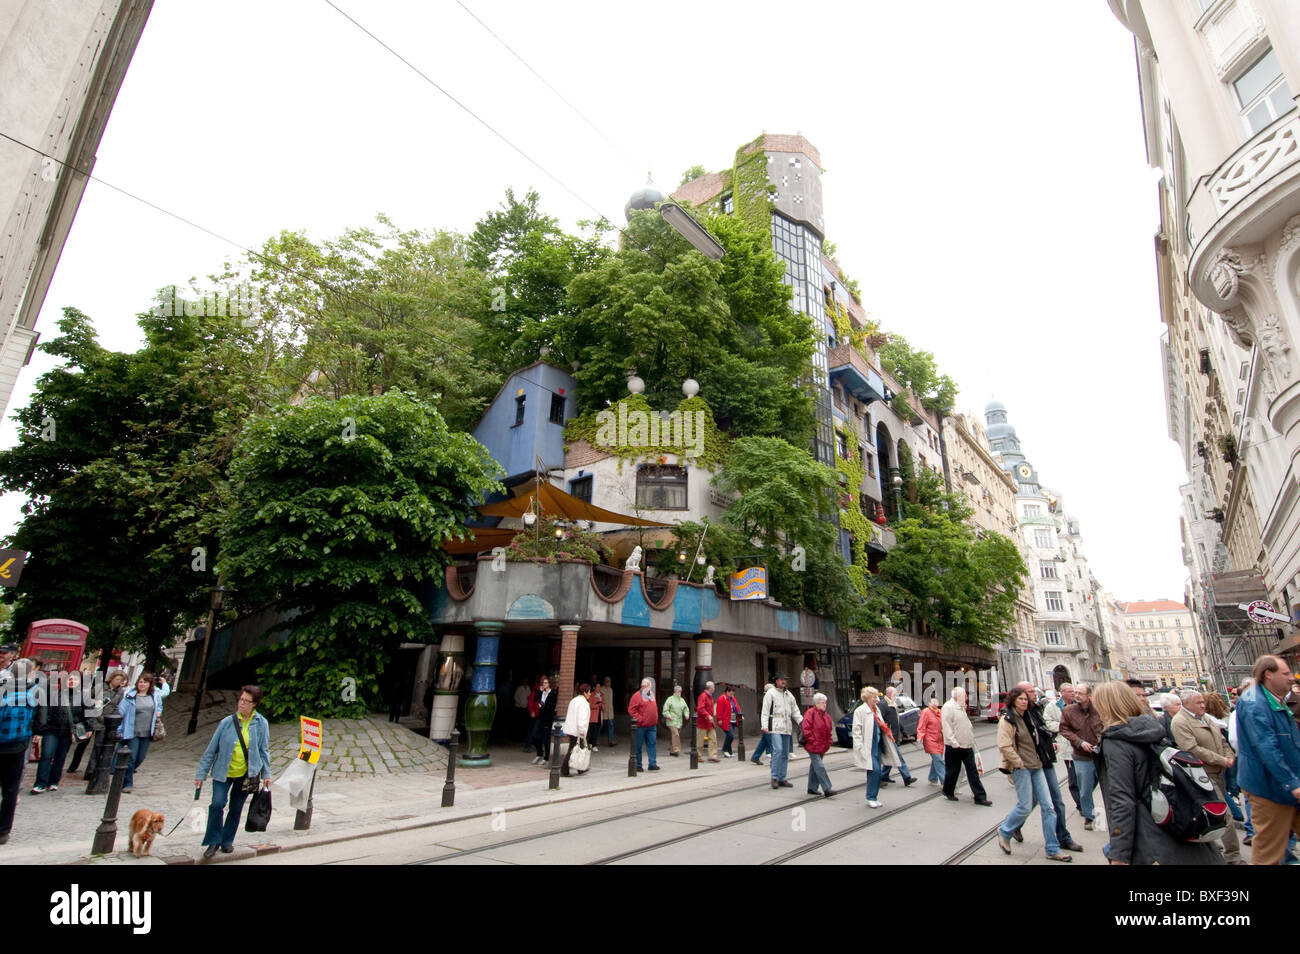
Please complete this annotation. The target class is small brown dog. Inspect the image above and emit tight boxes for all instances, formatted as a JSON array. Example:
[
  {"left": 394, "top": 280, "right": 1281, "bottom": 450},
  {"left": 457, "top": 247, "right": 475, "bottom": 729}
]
[{"left": 128, "top": 810, "right": 164, "bottom": 858}]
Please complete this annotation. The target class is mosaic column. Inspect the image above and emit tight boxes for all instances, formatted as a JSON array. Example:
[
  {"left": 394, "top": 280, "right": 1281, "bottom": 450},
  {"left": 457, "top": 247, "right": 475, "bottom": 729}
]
[
  {"left": 461, "top": 621, "right": 502, "bottom": 767},
  {"left": 429, "top": 631, "right": 464, "bottom": 743},
  {"left": 557, "top": 624, "right": 580, "bottom": 717}
]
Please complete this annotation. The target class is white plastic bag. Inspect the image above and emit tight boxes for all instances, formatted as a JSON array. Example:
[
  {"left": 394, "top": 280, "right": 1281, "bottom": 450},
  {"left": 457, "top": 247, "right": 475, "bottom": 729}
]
[{"left": 273, "top": 757, "right": 317, "bottom": 811}]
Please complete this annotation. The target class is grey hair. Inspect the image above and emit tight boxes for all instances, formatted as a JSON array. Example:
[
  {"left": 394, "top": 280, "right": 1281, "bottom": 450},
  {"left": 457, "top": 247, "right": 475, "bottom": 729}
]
[
  {"left": 705, "top": 681, "right": 714, "bottom": 690},
  {"left": 884, "top": 685, "right": 897, "bottom": 697},
  {"left": 951, "top": 686, "right": 967, "bottom": 700},
  {"left": 1161, "top": 693, "right": 1181, "bottom": 707},
  {"left": 1179, "top": 689, "right": 1202, "bottom": 703},
  {"left": 640, "top": 677, "right": 654, "bottom": 690},
  {"left": 813, "top": 692, "right": 827, "bottom": 704},
  {"left": 1059, "top": 683, "right": 1073, "bottom": 691}
]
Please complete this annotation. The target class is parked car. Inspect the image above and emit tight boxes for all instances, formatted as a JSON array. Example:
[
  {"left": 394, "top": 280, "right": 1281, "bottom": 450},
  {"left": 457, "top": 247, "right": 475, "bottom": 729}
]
[
  {"left": 834, "top": 695, "right": 921, "bottom": 748},
  {"left": 984, "top": 692, "right": 1007, "bottom": 723}
]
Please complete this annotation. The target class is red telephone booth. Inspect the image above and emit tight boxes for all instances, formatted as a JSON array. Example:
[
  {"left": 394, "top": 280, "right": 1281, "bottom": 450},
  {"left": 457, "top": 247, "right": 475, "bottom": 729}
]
[{"left": 22, "top": 619, "right": 89, "bottom": 671}]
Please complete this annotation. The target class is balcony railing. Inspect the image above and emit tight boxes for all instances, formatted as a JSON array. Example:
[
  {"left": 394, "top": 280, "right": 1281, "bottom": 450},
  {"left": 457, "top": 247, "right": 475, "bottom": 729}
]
[{"left": 827, "top": 343, "right": 887, "bottom": 404}]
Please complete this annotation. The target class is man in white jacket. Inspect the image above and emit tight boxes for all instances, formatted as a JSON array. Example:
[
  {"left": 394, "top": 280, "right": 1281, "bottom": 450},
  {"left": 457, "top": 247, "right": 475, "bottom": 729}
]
[
  {"left": 941, "top": 687, "right": 992, "bottom": 806},
  {"left": 761, "top": 674, "right": 802, "bottom": 789}
]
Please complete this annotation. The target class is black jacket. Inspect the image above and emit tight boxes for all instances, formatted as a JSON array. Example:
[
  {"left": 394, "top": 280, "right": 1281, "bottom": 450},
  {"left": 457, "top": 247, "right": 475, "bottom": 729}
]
[
  {"left": 536, "top": 689, "right": 558, "bottom": 728},
  {"left": 880, "top": 698, "right": 902, "bottom": 739},
  {"left": 1096, "top": 715, "right": 1224, "bottom": 866},
  {"left": 1024, "top": 700, "right": 1058, "bottom": 766}
]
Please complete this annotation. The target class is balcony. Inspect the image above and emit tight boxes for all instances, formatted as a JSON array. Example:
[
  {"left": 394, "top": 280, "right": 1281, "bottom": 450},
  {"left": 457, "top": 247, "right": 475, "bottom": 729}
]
[
  {"left": 1188, "top": 109, "right": 1300, "bottom": 305},
  {"left": 828, "top": 343, "right": 887, "bottom": 404}
]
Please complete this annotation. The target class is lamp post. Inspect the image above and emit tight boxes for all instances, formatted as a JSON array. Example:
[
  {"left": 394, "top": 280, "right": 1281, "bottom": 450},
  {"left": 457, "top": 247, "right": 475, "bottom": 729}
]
[
  {"left": 187, "top": 583, "right": 228, "bottom": 735},
  {"left": 659, "top": 203, "right": 726, "bottom": 261},
  {"left": 891, "top": 469, "right": 904, "bottom": 522}
]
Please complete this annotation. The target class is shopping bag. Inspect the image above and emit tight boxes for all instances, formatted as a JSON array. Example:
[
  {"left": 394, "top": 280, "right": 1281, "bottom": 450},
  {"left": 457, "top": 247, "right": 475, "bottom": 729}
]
[
  {"left": 245, "top": 789, "right": 272, "bottom": 833},
  {"left": 975, "top": 750, "right": 985, "bottom": 775}
]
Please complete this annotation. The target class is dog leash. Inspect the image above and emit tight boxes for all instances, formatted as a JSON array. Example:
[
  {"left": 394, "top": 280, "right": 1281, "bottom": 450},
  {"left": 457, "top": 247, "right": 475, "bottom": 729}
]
[{"left": 162, "top": 786, "right": 202, "bottom": 838}]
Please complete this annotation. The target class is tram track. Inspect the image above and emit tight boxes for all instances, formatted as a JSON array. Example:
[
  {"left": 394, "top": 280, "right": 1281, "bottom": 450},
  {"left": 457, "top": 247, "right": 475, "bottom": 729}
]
[{"left": 407, "top": 725, "right": 1005, "bottom": 866}]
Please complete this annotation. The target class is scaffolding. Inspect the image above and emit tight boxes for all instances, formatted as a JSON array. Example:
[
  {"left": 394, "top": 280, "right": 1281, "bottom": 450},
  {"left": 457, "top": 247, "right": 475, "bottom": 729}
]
[{"left": 1199, "top": 570, "right": 1285, "bottom": 694}]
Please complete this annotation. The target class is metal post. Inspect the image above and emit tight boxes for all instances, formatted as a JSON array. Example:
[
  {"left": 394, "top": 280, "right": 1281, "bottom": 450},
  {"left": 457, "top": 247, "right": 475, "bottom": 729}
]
[
  {"left": 187, "top": 584, "right": 226, "bottom": 735},
  {"left": 90, "top": 743, "right": 131, "bottom": 854},
  {"left": 294, "top": 761, "right": 316, "bottom": 830},
  {"left": 627, "top": 721, "right": 638, "bottom": 777},
  {"left": 85, "top": 713, "right": 122, "bottom": 795},
  {"left": 689, "top": 706, "right": 699, "bottom": 770},
  {"left": 441, "top": 727, "right": 458, "bottom": 808},
  {"left": 547, "top": 722, "right": 562, "bottom": 790},
  {"left": 737, "top": 711, "right": 746, "bottom": 761}
]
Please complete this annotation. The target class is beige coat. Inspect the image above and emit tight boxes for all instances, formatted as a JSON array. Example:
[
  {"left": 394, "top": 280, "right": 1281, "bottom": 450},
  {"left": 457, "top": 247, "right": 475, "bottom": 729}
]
[
  {"left": 851, "top": 702, "right": 901, "bottom": 771},
  {"left": 941, "top": 698, "right": 975, "bottom": 749},
  {"left": 1170, "top": 708, "right": 1234, "bottom": 776},
  {"left": 997, "top": 710, "right": 1042, "bottom": 771}
]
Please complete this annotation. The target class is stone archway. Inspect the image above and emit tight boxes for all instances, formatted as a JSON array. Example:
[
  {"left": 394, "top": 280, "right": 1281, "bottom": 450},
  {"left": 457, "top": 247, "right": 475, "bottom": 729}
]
[{"left": 1052, "top": 664, "right": 1072, "bottom": 690}]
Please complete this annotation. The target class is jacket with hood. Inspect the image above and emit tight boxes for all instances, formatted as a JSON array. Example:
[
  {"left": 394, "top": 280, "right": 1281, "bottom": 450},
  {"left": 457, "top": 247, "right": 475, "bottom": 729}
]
[
  {"left": 997, "top": 708, "right": 1042, "bottom": 772},
  {"left": 1096, "top": 714, "right": 1225, "bottom": 866}
]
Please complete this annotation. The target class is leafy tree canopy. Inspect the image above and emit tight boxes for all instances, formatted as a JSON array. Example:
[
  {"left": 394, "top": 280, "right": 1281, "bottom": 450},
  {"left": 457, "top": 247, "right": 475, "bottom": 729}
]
[
  {"left": 218, "top": 391, "right": 502, "bottom": 718},
  {"left": 679, "top": 165, "right": 708, "bottom": 186},
  {"left": 878, "top": 333, "right": 957, "bottom": 416}
]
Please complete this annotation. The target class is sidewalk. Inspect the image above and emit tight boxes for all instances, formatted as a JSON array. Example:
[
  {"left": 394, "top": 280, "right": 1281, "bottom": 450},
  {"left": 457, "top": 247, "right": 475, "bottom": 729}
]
[{"left": 3, "top": 694, "right": 781, "bottom": 866}]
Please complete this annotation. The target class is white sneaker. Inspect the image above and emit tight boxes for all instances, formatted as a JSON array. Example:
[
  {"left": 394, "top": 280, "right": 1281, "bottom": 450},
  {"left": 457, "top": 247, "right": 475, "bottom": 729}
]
[
  {"left": 867, "top": 800, "right": 883, "bottom": 809},
  {"left": 591, "top": 747, "right": 598, "bottom": 753},
  {"left": 723, "top": 753, "right": 733, "bottom": 758}
]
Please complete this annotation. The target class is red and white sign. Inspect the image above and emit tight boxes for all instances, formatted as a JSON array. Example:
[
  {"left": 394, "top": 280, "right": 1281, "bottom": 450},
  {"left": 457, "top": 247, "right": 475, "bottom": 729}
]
[{"left": 1241, "top": 600, "right": 1289, "bottom": 624}]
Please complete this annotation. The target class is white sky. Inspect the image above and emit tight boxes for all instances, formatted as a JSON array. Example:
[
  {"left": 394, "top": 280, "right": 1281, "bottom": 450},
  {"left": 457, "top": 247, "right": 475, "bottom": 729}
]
[{"left": 0, "top": 0, "right": 1188, "bottom": 603}]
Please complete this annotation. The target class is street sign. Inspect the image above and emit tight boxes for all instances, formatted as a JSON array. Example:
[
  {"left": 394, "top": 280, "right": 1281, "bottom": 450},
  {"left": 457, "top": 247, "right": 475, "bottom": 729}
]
[
  {"left": 298, "top": 716, "right": 322, "bottom": 764},
  {"left": 1239, "top": 600, "right": 1289, "bottom": 624},
  {"left": 0, "top": 549, "right": 27, "bottom": 587}
]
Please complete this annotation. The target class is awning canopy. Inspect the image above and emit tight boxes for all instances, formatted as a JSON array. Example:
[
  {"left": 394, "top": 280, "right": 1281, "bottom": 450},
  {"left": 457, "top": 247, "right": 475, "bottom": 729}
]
[
  {"left": 476, "top": 480, "right": 669, "bottom": 527},
  {"left": 441, "top": 527, "right": 519, "bottom": 556}
]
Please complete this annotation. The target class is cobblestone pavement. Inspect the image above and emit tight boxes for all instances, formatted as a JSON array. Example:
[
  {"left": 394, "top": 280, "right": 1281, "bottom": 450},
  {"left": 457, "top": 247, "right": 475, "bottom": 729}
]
[{"left": 3, "top": 692, "right": 772, "bottom": 866}]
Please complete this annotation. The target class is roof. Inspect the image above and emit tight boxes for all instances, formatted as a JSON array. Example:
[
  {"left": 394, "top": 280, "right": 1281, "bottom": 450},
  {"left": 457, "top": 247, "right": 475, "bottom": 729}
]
[
  {"left": 1119, "top": 600, "right": 1189, "bottom": 614},
  {"left": 671, "top": 171, "right": 729, "bottom": 207}
]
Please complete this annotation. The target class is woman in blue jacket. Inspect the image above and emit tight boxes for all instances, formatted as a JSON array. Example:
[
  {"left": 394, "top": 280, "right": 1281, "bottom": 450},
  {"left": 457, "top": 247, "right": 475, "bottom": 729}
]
[
  {"left": 195, "top": 685, "right": 272, "bottom": 858},
  {"left": 116, "top": 672, "right": 162, "bottom": 791}
]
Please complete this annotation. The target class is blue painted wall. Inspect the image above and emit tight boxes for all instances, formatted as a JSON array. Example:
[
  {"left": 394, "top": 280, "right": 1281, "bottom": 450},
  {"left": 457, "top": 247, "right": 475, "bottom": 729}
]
[{"left": 472, "top": 363, "right": 576, "bottom": 481}]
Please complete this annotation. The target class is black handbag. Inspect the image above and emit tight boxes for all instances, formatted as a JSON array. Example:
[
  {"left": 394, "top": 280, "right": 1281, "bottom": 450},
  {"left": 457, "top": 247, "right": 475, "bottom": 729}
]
[
  {"left": 245, "top": 789, "right": 272, "bottom": 833},
  {"left": 231, "top": 715, "right": 260, "bottom": 794}
]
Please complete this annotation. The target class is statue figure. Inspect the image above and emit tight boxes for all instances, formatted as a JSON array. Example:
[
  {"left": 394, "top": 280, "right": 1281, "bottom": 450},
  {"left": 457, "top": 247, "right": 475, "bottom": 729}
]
[
  {"left": 625, "top": 545, "right": 643, "bottom": 572},
  {"left": 703, "top": 565, "right": 716, "bottom": 585}
]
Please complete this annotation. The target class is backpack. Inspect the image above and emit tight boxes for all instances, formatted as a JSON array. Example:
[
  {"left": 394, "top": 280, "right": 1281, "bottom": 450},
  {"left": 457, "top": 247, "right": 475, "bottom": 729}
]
[{"left": 1146, "top": 744, "right": 1228, "bottom": 843}]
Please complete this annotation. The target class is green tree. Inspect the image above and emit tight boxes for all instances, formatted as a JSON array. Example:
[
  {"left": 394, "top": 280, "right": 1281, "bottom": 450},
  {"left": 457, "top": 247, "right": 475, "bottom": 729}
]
[
  {"left": 561, "top": 210, "right": 815, "bottom": 441},
  {"left": 879, "top": 334, "right": 958, "bottom": 415},
  {"left": 679, "top": 165, "right": 708, "bottom": 185},
  {"left": 218, "top": 392, "right": 502, "bottom": 718},
  {"left": 247, "top": 215, "right": 493, "bottom": 431},
  {"left": 0, "top": 303, "right": 272, "bottom": 667},
  {"left": 877, "top": 467, "right": 1026, "bottom": 648},
  {"left": 466, "top": 189, "right": 611, "bottom": 375}
]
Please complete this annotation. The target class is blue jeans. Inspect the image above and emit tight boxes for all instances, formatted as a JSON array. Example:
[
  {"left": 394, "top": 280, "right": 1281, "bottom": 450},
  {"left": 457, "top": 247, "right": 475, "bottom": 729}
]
[
  {"left": 36, "top": 733, "right": 72, "bottom": 788},
  {"left": 927, "top": 752, "right": 946, "bottom": 783},
  {"left": 866, "top": 730, "right": 883, "bottom": 800},
  {"left": 769, "top": 732, "right": 790, "bottom": 781},
  {"left": 880, "top": 743, "right": 911, "bottom": 782},
  {"left": 722, "top": 727, "right": 735, "bottom": 755},
  {"left": 1000, "top": 768, "right": 1060, "bottom": 855},
  {"left": 807, "top": 752, "right": 832, "bottom": 793},
  {"left": 124, "top": 737, "right": 151, "bottom": 788},
  {"left": 634, "top": 726, "right": 657, "bottom": 769},
  {"left": 604, "top": 719, "right": 615, "bottom": 746},
  {"left": 203, "top": 775, "right": 252, "bottom": 848},
  {"left": 1074, "top": 758, "right": 1098, "bottom": 821},
  {"left": 751, "top": 731, "right": 771, "bottom": 762}
]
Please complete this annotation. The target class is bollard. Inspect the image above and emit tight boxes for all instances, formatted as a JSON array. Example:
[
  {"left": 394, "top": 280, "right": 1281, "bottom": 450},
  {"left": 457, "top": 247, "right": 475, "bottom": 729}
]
[
  {"left": 294, "top": 759, "right": 316, "bottom": 830},
  {"left": 85, "top": 714, "right": 123, "bottom": 796},
  {"left": 689, "top": 714, "right": 699, "bottom": 770},
  {"left": 90, "top": 743, "right": 131, "bottom": 855},
  {"left": 547, "top": 722, "right": 563, "bottom": 790},
  {"left": 440, "top": 728, "right": 458, "bottom": 808},
  {"left": 737, "top": 712, "right": 746, "bottom": 761},
  {"left": 626, "top": 723, "right": 638, "bottom": 778}
]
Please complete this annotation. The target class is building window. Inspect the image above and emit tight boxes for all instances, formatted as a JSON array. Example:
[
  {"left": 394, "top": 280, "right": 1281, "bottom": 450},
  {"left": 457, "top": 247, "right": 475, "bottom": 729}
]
[
  {"left": 1044, "top": 627, "right": 1064, "bottom": 646},
  {"left": 1023, "top": 504, "right": 1042, "bottom": 517},
  {"left": 549, "top": 393, "right": 566, "bottom": 425},
  {"left": 569, "top": 475, "right": 592, "bottom": 503},
  {"left": 835, "top": 431, "right": 848, "bottom": 459},
  {"left": 1046, "top": 592, "right": 1065, "bottom": 612},
  {"left": 1040, "top": 563, "right": 1058, "bottom": 580},
  {"left": 1034, "top": 529, "right": 1053, "bottom": 549},
  {"left": 636, "top": 465, "right": 688, "bottom": 510},
  {"left": 721, "top": 193, "right": 734, "bottom": 215},
  {"left": 514, "top": 394, "right": 526, "bottom": 426},
  {"left": 1233, "top": 48, "right": 1295, "bottom": 135}
]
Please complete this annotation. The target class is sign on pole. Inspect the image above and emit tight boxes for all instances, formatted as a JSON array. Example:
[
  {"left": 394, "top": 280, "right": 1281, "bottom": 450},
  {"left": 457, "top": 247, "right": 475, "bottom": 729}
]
[
  {"left": 1239, "top": 600, "right": 1289, "bottom": 624},
  {"left": 298, "top": 716, "right": 322, "bottom": 764},
  {"left": 0, "top": 550, "right": 28, "bottom": 587}
]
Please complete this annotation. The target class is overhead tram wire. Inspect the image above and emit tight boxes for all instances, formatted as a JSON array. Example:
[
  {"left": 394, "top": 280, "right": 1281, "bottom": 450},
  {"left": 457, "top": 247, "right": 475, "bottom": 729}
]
[
  {"left": 0, "top": 130, "right": 486, "bottom": 373},
  {"left": 320, "top": 1, "right": 744, "bottom": 312}
]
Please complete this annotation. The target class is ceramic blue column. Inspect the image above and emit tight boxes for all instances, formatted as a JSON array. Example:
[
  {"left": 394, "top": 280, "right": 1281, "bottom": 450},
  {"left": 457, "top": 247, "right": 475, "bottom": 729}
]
[{"left": 461, "top": 621, "right": 502, "bottom": 766}]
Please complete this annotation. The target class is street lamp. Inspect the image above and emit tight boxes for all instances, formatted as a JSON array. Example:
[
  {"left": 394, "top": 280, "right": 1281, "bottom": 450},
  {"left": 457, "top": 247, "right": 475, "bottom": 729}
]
[
  {"left": 891, "top": 468, "right": 904, "bottom": 522},
  {"left": 186, "top": 582, "right": 229, "bottom": 735},
  {"left": 659, "top": 202, "right": 726, "bottom": 261}
]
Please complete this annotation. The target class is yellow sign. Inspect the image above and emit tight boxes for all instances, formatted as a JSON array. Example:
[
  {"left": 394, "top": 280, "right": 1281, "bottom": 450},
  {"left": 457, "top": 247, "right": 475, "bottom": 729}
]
[
  {"left": 298, "top": 716, "right": 322, "bottom": 764},
  {"left": 729, "top": 566, "right": 767, "bottom": 601}
]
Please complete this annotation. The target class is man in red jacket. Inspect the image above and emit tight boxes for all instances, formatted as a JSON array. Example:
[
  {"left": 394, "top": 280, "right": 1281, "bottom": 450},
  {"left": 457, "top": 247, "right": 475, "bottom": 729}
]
[
  {"left": 717, "top": 683, "right": 735, "bottom": 758},
  {"left": 802, "top": 692, "right": 835, "bottom": 797},
  {"left": 697, "top": 681, "right": 719, "bottom": 763},
  {"left": 628, "top": 677, "right": 660, "bottom": 771}
]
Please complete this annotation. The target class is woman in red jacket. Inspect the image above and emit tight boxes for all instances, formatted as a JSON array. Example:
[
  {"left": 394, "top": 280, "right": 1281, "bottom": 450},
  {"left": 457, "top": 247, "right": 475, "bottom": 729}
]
[
  {"left": 915, "top": 696, "right": 946, "bottom": 785},
  {"left": 802, "top": 692, "right": 835, "bottom": 797}
]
